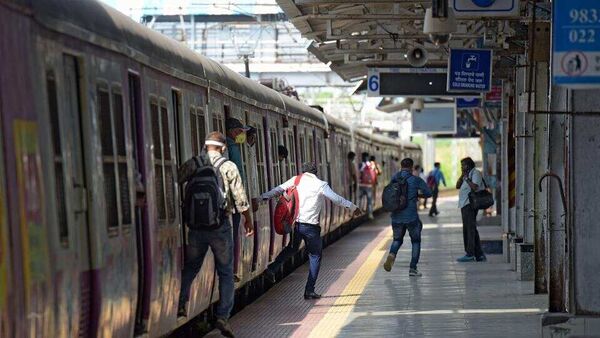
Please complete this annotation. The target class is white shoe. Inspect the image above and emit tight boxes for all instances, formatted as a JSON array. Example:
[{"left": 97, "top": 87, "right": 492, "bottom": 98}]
[{"left": 368, "top": 213, "right": 374, "bottom": 220}]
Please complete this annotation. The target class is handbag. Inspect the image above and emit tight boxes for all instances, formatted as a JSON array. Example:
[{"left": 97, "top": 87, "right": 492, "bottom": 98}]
[{"left": 468, "top": 173, "right": 494, "bottom": 210}]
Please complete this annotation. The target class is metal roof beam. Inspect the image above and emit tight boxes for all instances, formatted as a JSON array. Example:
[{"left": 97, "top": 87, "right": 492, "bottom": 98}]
[
  {"left": 324, "top": 48, "right": 441, "bottom": 54},
  {"left": 324, "top": 33, "right": 481, "bottom": 40},
  {"left": 290, "top": 14, "right": 422, "bottom": 22}
]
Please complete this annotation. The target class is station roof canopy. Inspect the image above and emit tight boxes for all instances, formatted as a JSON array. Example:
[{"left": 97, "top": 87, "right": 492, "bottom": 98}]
[{"left": 276, "top": 0, "right": 539, "bottom": 82}]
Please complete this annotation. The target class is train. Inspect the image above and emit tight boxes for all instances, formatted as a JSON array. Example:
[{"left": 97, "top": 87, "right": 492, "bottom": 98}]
[{"left": 0, "top": 0, "right": 422, "bottom": 337}]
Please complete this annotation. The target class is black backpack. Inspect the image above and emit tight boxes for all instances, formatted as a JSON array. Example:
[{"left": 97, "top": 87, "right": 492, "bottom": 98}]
[
  {"left": 182, "top": 154, "right": 227, "bottom": 230},
  {"left": 382, "top": 176, "right": 409, "bottom": 212}
]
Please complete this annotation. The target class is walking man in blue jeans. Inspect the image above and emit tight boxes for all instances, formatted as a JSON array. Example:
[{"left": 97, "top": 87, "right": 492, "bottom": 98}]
[
  {"left": 177, "top": 132, "right": 254, "bottom": 337},
  {"left": 383, "top": 158, "right": 432, "bottom": 276},
  {"left": 261, "top": 162, "right": 362, "bottom": 299}
]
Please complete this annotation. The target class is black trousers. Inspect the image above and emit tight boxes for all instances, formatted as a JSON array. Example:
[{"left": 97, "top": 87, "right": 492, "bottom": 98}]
[
  {"left": 461, "top": 205, "right": 483, "bottom": 257},
  {"left": 429, "top": 186, "right": 439, "bottom": 215}
]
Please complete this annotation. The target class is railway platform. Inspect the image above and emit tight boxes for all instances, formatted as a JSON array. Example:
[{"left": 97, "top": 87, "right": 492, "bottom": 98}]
[{"left": 207, "top": 196, "right": 547, "bottom": 338}]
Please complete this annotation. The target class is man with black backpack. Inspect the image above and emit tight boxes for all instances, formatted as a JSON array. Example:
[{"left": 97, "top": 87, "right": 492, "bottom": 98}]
[
  {"left": 383, "top": 158, "right": 432, "bottom": 276},
  {"left": 177, "top": 131, "right": 254, "bottom": 338}
]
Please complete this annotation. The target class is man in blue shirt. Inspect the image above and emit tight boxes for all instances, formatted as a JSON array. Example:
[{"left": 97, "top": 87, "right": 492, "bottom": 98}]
[
  {"left": 384, "top": 158, "right": 432, "bottom": 276},
  {"left": 428, "top": 162, "right": 447, "bottom": 217}
]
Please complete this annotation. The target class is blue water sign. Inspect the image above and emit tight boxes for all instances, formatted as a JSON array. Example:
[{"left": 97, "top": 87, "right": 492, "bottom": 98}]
[
  {"left": 553, "top": 0, "right": 600, "bottom": 87},
  {"left": 447, "top": 49, "right": 493, "bottom": 92}
]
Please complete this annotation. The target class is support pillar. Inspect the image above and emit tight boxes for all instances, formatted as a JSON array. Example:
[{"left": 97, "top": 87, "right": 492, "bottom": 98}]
[{"left": 533, "top": 61, "right": 550, "bottom": 294}]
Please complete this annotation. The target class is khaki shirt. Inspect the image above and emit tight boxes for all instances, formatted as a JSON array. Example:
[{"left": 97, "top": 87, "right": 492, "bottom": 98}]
[{"left": 178, "top": 150, "right": 249, "bottom": 215}]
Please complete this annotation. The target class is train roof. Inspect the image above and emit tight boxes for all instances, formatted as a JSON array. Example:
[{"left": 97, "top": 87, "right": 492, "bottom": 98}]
[{"left": 18, "top": 0, "right": 418, "bottom": 150}]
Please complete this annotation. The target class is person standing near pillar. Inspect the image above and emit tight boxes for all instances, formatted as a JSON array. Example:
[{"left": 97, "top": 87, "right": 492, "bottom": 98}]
[{"left": 456, "top": 157, "right": 486, "bottom": 262}]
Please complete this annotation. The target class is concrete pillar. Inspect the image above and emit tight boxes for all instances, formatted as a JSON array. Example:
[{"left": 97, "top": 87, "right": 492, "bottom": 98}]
[
  {"left": 547, "top": 86, "right": 568, "bottom": 313},
  {"left": 542, "top": 89, "right": 600, "bottom": 336},
  {"left": 533, "top": 62, "right": 550, "bottom": 294},
  {"left": 569, "top": 89, "right": 600, "bottom": 315}
]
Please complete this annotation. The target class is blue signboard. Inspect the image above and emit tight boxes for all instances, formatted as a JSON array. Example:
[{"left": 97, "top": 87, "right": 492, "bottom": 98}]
[
  {"left": 457, "top": 97, "right": 481, "bottom": 108},
  {"left": 453, "top": 0, "right": 519, "bottom": 17},
  {"left": 553, "top": 0, "right": 600, "bottom": 87},
  {"left": 447, "top": 49, "right": 493, "bottom": 92}
]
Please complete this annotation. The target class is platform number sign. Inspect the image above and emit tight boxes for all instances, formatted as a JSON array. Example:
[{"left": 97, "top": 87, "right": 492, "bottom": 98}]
[
  {"left": 368, "top": 73, "right": 379, "bottom": 93},
  {"left": 553, "top": 0, "right": 600, "bottom": 87},
  {"left": 367, "top": 68, "right": 379, "bottom": 96}
]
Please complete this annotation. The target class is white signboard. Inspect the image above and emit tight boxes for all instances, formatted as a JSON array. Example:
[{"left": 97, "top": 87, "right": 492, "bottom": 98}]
[
  {"left": 452, "top": 0, "right": 519, "bottom": 18},
  {"left": 412, "top": 103, "right": 457, "bottom": 134}
]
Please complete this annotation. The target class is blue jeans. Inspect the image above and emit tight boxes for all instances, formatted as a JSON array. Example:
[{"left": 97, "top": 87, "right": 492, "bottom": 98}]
[
  {"left": 390, "top": 220, "right": 423, "bottom": 270},
  {"left": 179, "top": 219, "right": 234, "bottom": 319},
  {"left": 359, "top": 186, "right": 373, "bottom": 215},
  {"left": 268, "top": 223, "right": 323, "bottom": 293}
]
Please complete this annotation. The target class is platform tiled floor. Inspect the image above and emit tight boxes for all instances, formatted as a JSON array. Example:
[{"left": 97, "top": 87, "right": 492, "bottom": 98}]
[{"left": 208, "top": 196, "right": 547, "bottom": 338}]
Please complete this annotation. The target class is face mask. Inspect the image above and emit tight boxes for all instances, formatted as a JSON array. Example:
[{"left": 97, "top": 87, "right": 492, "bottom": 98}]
[{"left": 234, "top": 133, "right": 246, "bottom": 144}]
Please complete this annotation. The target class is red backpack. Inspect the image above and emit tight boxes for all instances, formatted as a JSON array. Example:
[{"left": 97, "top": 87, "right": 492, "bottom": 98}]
[
  {"left": 273, "top": 174, "right": 303, "bottom": 235},
  {"left": 426, "top": 172, "right": 436, "bottom": 188},
  {"left": 360, "top": 162, "right": 376, "bottom": 185}
]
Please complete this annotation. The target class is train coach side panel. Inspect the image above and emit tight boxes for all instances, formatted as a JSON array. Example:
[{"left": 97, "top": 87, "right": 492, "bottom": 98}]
[{"left": 0, "top": 6, "right": 55, "bottom": 337}]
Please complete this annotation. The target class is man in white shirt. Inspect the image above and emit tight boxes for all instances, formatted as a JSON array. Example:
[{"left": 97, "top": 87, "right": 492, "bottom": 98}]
[
  {"left": 261, "top": 162, "right": 361, "bottom": 299},
  {"left": 456, "top": 157, "right": 486, "bottom": 262}
]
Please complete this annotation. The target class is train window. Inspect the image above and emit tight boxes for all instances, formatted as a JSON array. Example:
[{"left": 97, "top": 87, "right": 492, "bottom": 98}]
[
  {"left": 150, "top": 97, "right": 166, "bottom": 222},
  {"left": 212, "top": 116, "right": 218, "bottom": 133},
  {"left": 256, "top": 122, "right": 267, "bottom": 192},
  {"left": 299, "top": 133, "right": 306, "bottom": 163},
  {"left": 197, "top": 108, "right": 206, "bottom": 145},
  {"left": 46, "top": 71, "right": 69, "bottom": 246},
  {"left": 189, "top": 106, "right": 199, "bottom": 155},
  {"left": 280, "top": 131, "right": 290, "bottom": 180},
  {"left": 212, "top": 114, "right": 224, "bottom": 134},
  {"left": 112, "top": 87, "right": 132, "bottom": 227},
  {"left": 160, "top": 100, "right": 176, "bottom": 223},
  {"left": 287, "top": 132, "right": 297, "bottom": 175},
  {"left": 269, "top": 128, "right": 280, "bottom": 186},
  {"left": 308, "top": 135, "right": 314, "bottom": 163},
  {"left": 97, "top": 83, "right": 119, "bottom": 232},
  {"left": 189, "top": 106, "right": 206, "bottom": 155}
]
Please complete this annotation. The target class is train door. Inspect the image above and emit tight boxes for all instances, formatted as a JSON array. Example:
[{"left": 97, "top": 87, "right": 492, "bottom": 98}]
[
  {"left": 314, "top": 129, "right": 330, "bottom": 236},
  {"left": 62, "top": 54, "right": 94, "bottom": 337},
  {"left": 129, "top": 72, "right": 151, "bottom": 334},
  {"left": 266, "top": 115, "right": 289, "bottom": 251}
]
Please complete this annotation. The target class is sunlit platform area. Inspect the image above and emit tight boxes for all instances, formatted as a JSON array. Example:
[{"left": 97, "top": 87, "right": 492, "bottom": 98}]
[{"left": 208, "top": 196, "right": 547, "bottom": 337}]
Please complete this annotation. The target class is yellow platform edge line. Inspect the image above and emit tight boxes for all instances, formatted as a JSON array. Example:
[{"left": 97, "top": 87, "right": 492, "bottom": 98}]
[{"left": 308, "top": 230, "right": 391, "bottom": 338}]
